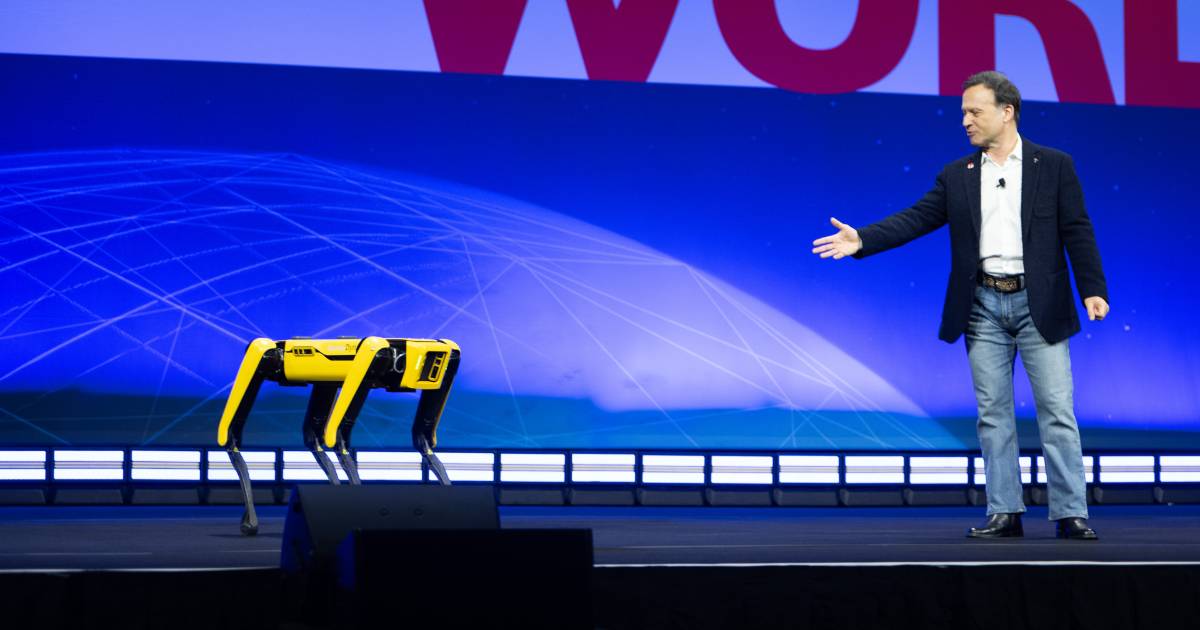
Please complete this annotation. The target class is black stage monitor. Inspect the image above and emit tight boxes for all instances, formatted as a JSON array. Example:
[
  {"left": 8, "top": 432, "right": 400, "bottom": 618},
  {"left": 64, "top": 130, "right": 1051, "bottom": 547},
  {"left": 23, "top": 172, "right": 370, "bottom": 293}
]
[{"left": 280, "top": 484, "right": 498, "bottom": 572}]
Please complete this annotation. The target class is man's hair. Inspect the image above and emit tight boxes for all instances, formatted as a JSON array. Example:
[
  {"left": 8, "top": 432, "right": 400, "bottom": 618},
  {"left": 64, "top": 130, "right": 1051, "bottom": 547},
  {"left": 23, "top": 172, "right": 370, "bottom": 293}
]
[{"left": 962, "top": 71, "right": 1021, "bottom": 123}]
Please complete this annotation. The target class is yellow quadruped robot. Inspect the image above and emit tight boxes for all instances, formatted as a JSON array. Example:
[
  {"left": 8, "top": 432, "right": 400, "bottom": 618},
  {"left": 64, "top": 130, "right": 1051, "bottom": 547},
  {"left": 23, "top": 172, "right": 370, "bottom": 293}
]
[{"left": 217, "top": 336, "right": 461, "bottom": 535}]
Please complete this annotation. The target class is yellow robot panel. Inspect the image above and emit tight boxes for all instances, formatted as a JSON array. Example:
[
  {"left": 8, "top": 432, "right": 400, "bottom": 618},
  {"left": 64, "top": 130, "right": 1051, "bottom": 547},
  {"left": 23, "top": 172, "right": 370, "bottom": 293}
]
[
  {"left": 281, "top": 338, "right": 360, "bottom": 382},
  {"left": 323, "top": 336, "right": 391, "bottom": 448},
  {"left": 398, "top": 339, "right": 460, "bottom": 390},
  {"left": 217, "top": 337, "right": 278, "bottom": 447}
]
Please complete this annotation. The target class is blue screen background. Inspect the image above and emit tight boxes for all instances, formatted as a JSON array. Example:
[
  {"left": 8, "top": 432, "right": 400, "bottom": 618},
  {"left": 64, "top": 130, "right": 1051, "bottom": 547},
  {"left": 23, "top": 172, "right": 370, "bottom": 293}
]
[{"left": 0, "top": 53, "right": 1195, "bottom": 450}]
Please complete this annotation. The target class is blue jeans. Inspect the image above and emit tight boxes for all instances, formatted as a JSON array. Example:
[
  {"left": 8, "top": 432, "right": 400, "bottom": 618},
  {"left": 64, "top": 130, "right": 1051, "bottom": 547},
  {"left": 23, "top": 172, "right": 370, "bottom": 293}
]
[{"left": 965, "top": 284, "right": 1089, "bottom": 521}]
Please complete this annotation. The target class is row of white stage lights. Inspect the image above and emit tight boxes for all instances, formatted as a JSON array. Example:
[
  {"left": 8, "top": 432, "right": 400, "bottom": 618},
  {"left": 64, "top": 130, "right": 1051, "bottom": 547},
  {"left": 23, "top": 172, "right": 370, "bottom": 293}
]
[{"left": 0, "top": 451, "right": 1193, "bottom": 485}]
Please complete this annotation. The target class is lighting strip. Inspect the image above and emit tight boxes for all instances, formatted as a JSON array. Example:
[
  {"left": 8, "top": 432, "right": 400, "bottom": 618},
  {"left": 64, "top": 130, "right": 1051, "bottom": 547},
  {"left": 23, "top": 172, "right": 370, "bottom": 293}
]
[
  {"left": 4, "top": 450, "right": 1200, "bottom": 492},
  {"left": 1160, "top": 456, "right": 1200, "bottom": 483},
  {"left": 282, "top": 450, "right": 348, "bottom": 482},
  {"left": 436, "top": 452, "right": 495, "bottom": 482},
  {"left": 908, "top": 456, "right": 969, "bottom": 485},
  {"left": 131, "top": 449, "right": 200, "bottom": 481},
  {"left": 0, "top": 450, "right": 47, "bottom": 481},
  {"left": 844, "top": 456, "right": 904, "bottom": 484},
  {"left": 711, "top": 455, "right": 773, "bottom": 485},
  {"left": 570, "top": 453, "right": 635, "bottom": 483},
  {"left": 642, "top": 455, "right": 705, "bottom": 484},
  {"left": 500, "top": 453, "right": 566, "bottom": 483},
  {"left": 355, "top": 451, "right": 423, "bottom": 482},
  {"left": 778, "top": 455, "right": 839, "bottom": 484},
  {"left": 207, "top": 450, "right": 276, "bottom": 482},
  {"left": 52, "top": 450, "right": 125, "bottom": 481},
  {"left": 1098, "top": 455, "right": 1155, "bottom": 483}
]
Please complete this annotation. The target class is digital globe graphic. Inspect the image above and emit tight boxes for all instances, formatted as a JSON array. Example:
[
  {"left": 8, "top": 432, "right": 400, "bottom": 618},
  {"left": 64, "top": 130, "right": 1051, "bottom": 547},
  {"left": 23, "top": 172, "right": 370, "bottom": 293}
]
[{"left": 0, "top": 149, "right": 959, "bottom": 449}]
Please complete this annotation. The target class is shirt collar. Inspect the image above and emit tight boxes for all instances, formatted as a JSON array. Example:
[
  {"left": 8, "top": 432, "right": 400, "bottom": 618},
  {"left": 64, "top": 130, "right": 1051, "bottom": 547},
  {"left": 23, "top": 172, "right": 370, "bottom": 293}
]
[{"left": 982, "top": 134, "right": 1022, "bottom": 165}]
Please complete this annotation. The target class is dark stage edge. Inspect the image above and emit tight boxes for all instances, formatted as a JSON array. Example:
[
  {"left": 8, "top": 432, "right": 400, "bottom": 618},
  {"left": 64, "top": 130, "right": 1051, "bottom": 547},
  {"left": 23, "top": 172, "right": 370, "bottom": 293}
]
[
  {"left": 1, "top": 505, "right": 1198, "bottom": 629},
  {"left": 2, "top": 504, "right": 1200, "bottom": 568}
]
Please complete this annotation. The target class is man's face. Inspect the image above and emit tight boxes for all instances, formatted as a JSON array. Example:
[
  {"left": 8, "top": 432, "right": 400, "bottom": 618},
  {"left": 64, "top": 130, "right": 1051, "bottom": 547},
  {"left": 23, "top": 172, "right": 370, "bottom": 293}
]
[{"left": 961, "top": 84, "right": 1011, "bottom": 148}]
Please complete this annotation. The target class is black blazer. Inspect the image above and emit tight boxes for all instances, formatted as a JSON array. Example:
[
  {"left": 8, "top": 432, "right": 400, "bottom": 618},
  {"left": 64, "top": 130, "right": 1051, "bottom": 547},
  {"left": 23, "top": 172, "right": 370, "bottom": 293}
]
[{"left": 853, "top": 138, "right": 1107, "bottom": 345}]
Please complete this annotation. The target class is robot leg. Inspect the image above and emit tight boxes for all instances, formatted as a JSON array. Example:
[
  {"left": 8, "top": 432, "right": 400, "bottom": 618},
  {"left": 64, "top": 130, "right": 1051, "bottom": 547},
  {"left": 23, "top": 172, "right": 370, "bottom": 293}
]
[
  {"left": 216, "top": 338, "right": 280, "bottom": 535},
  {"left": 303, "top": 383, "right": 343, "bottom": 484},
  {"left": 226, "top": 449, "right": 259, "bottom": 536},
  {"left": 415, "top": 432, "right": 451, "bottom": 486}
]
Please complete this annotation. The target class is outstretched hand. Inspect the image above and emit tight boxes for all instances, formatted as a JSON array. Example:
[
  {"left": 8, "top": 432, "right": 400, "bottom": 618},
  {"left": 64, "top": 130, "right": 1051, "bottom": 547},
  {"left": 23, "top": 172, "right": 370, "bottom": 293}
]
[{"left": 812, "top": 217, "right": 862, "bottom": 260}]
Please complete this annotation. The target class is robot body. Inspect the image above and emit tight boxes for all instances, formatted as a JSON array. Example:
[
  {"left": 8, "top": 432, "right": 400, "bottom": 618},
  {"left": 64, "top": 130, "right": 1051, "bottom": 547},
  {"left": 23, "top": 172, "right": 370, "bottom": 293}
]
[{"left": 217, "top": 336, "right": 460, "bottom": 535}]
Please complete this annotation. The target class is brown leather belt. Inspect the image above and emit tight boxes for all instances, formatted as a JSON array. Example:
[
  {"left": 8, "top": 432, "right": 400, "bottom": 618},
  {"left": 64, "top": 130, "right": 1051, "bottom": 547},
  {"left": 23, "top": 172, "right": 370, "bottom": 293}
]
[{"left": 979, "top": 272, "right": 1024, "bottom": 293}]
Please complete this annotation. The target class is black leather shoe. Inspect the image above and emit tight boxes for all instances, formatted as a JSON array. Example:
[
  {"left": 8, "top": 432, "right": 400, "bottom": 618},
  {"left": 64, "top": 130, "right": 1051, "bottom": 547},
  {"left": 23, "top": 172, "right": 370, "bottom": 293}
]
[
  {"left": 967, "top": 513, "right": 1023, "bottom": 538},
  {"left": 1056, "top": 517, "right": 1098, "bottom": 540}
]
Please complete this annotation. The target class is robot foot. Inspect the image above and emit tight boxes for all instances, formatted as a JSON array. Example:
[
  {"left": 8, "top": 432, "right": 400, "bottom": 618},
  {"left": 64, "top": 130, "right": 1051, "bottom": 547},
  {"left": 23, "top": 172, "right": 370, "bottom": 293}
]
[{"left": 240, "top": 510, "right": 259, "bottom": 536}]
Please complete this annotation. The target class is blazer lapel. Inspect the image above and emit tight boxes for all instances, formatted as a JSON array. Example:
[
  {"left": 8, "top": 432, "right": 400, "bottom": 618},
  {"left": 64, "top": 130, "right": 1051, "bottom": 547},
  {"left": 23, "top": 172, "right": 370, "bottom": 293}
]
[
  {"left": 964, "top": 150, "right": 982, "bottom": 240},
  {"left": 1021, "top": 139, "right": 1042, "bottom": 242}
]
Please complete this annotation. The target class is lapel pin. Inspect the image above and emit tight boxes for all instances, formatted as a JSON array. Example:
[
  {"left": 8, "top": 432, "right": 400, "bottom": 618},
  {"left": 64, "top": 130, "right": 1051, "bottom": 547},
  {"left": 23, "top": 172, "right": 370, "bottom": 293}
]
[
  {"left": 967, "top": 161, "right": 975, "bottom": 169},
  {"left": 1033, "top": 156, "right": 1039, "bottom": 164}
]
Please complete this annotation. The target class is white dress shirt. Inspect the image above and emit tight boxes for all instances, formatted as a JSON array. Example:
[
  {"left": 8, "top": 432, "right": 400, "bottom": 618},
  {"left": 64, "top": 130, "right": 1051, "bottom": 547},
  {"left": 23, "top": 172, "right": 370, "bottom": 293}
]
[{"left": 979, "top": 135, "right": 1024, "bottom": 276}]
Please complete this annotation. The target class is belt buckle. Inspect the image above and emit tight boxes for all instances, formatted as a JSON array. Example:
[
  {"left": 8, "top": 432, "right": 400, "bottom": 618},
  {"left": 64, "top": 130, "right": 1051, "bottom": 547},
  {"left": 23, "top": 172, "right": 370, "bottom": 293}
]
[{"left": 986, "top": 274, "right": 1020, "bottom": 293}]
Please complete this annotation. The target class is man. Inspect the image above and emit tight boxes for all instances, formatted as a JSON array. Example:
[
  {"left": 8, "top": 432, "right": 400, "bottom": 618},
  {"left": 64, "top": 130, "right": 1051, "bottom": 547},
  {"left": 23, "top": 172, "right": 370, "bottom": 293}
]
[{"left": 812, "top": 71, "right": 1108, "bottom": 540}]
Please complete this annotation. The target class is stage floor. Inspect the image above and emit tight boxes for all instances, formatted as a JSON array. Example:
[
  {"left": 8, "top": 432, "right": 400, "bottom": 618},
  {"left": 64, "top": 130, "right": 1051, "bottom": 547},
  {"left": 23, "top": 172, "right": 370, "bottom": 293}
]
[{"left": 3, "top": 504, "right": 1200, "bottom": 571}]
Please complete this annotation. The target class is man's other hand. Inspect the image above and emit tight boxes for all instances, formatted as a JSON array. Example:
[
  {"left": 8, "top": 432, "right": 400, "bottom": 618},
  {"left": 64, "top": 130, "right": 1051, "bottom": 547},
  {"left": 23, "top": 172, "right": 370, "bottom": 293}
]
[
  {"left": 1084, "top": 296, "right": 1109, "bottom": 321},
  {"left": 812, "top": 217, "right": 862, "bottom": 260}
]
